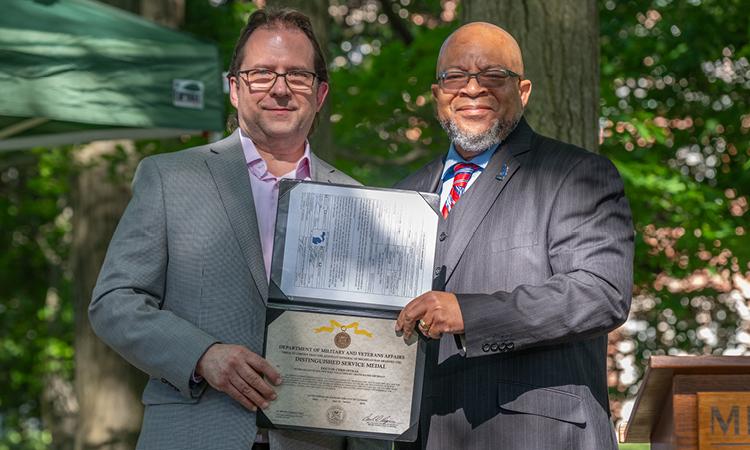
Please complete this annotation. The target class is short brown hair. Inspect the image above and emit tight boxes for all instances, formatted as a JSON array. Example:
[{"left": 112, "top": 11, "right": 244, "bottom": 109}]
[{"left": 229, "top": 8, "right": 328, "bottom": 83}]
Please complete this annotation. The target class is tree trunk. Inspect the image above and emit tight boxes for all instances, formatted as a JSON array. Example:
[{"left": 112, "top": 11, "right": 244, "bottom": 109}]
[
  {"left": 41, "top": 371, "right": 78, "bottom": 450},
  {"left": 72, "top": 142, "right": 145, "bottom": 450},
  {"left": 266, "top": 0, "right": 336, "bottom": 160},
  {"left": 461, "top": 0, "right": 599, "bottom": 152},
  {"left": 72, "top": 2, "right": 183, "bottom": 449},
  {"left": 141, "top": 0, "right": 185, "bottom": 28}
]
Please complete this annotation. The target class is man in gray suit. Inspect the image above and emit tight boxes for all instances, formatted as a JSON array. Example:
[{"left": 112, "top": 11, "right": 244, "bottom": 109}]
[
  {"left": 394, "top": 23, "right": 633, "bottom": 449},
  {"left": 90, "top": 9, "right": 385, "bottom": 450}
]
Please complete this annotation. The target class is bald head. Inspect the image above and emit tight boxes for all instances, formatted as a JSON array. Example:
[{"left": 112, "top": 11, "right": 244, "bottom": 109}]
[
  {"left": 431, "top": 22, "right": 532, "bottom": 159},
  {"left": 437, "top": 22, "right": 524, "bottom": 77}
]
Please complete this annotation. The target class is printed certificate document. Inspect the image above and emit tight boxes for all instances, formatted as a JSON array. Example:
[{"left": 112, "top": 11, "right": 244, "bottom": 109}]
[
  {"left": 260, "top": 310, "right": 422, "bottom": 439},
  {"left": 269, "top": 181, "right": 439, "bottom": 310},
  {"left": 260, "top": 181, "right": 438, "bottom": 441}
]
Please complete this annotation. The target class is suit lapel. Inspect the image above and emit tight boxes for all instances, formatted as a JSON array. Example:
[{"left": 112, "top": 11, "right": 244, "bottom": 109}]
[
  {"left": 417, "top": 158, "right": 445, "bottom": 193},
  {"left": 204, "top": 132, "right": 269, "bottom": 298},
  {"left": 396, "top": 156, "right": 444, "bottom": 193},
  {"left": 442, "top": 118, "right": 534, "bottom": 283},
  {"left": 310, "top": 153, "right": 336, "bottom": 183}
]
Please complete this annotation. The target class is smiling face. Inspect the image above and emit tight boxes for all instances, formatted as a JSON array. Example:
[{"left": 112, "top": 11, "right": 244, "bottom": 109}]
[
  {"left": 229, "top": 26, "right": 328, "bottom": 151},
  {"left": 432, "top": 23, "right": 532, "bottom": 157}
]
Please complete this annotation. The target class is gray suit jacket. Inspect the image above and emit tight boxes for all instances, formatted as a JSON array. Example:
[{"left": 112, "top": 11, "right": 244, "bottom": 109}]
[
  {"left": 394, "top": 118, "right": 633, "bottom": 450},
  {"left": 90, "top": 131, "right": 387, "bottom": 450}
]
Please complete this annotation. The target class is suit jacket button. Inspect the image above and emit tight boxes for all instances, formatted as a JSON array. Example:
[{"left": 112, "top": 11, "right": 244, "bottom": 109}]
[
  {"left": 490, "top": 343, "right": 499, "bottom": 352},
  {"left": 439, "top": 232, "right": 447, "bottom": 241},
  {"left": 508, "top": 342, "right": 514, "bottom": 350},
  {"left": 482, "top": 343, "right": 490, "bottom": 352}
]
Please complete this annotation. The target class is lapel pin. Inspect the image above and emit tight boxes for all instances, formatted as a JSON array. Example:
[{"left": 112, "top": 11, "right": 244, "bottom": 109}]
[{"left": 495, "top": 163, "right": 508, "bottom": 181}]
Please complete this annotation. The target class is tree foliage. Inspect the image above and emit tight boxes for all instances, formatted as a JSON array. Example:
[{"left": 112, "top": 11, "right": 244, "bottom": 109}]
[
  {"left": 599, "top": 0, "right": 750, "bottom": 414},
  {"left": 0, "top": 147, "right": 74, "bottom": 448},
  {"left": 324, "top": 0, "right": 453, "bottom": 185}
]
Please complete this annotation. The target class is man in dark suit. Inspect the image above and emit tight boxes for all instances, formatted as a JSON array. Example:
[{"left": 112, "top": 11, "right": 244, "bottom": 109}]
[
  {"left": 394, "top": 22, "right": 633, "bottom": 449},
  {"left": 90, "top": 9, "right": 385, "bottom": 450}
]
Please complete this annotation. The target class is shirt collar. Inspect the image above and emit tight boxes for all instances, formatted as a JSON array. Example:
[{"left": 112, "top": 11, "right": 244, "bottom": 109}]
[
  {"left": 239, "top": 129, "right": 311, "bottom": 181},
  {"left": 440, "top": 141, "right": 499, "bottom": 182}
]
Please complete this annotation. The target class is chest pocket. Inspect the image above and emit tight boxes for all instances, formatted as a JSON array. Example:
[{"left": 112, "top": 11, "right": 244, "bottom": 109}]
[{"left": 491, "top": 231, "right": 538, "bottom": 252}]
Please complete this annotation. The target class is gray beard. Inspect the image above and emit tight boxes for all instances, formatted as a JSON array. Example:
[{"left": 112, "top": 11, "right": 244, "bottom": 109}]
[{"left": 440, "top": 115, "right": 521, "bottom": 154}]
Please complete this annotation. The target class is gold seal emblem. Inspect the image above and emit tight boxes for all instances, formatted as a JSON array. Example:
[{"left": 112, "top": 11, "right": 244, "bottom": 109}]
[
  {"left": 314, "top": 320, "right": 372, "bottom": 348},
  {"left": 334, "top": 328, "right": 351, "bottom": 349}
]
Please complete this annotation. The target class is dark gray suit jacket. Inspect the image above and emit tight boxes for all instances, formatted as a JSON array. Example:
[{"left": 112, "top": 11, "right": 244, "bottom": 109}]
[
  {"left": 394, "top": 118, "right": 633, "bottom": 450},
  {"left": 90, "top": 132, "right": 387, "bottom": 450}
]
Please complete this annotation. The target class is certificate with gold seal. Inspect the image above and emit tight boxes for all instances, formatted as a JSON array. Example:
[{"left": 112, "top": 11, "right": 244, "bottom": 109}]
[
  {"left": 258, "top": 309, "right": 424, "bottom": 440},
  {"left": 259, "top": 180, "right": 440, "bottom": 441}
]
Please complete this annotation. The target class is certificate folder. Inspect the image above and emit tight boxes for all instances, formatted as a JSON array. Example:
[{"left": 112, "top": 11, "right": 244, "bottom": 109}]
[
  {"left": 260, "top": 180, "right": 441, "bottom": 442},
  {"left": 269, "top": 180, "right": 440, "bottom": 315}
]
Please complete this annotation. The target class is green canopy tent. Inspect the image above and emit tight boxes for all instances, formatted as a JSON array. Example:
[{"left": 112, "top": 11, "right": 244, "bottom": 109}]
[{"left": 0, "top": 0, "right": 225, "bottom": 152}]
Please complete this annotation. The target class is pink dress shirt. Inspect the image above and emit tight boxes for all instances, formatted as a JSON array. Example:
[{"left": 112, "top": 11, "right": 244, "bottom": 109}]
[{"left": 239, "top": 130, "right": 311, "bottom": 281}]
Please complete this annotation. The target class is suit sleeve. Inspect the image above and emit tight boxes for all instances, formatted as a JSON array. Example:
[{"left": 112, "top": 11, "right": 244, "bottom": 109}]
[
  {"left": 458, "top": 155, "right": 634, "bottom": 358},
  {"left": 89, "top": 157, "right": 219, "bottom": 397}
]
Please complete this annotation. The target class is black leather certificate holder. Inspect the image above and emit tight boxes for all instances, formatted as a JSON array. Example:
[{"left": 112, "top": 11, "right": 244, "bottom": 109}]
[{"left": 258, "top": 180, "right": 442, "bottom": 442}]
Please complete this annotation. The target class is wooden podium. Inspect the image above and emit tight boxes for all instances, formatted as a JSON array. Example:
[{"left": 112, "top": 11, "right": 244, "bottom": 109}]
[{"left": 621, "top": 356, "right": 750, "bottom": 449}]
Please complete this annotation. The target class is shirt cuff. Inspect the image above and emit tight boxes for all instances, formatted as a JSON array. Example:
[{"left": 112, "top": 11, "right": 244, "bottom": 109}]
[{"left": 453, "top": 333, "right": 467, "bottom": 354}]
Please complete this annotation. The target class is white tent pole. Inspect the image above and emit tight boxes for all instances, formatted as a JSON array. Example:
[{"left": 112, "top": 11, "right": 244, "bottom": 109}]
[
  {"left": 0, "top": 117, "right": 49, "bottom": 139},
  {"left": 0, "top": 128, "right": 203, "bottom": 152}
]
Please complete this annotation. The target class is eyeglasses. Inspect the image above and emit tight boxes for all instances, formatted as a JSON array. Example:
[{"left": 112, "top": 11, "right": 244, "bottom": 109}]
[
  {"left": 437, "top": 68, "right": 521, "bottom": 91},
  {"left": 236, "top": 69, "right": 318, "bottom": 92}
]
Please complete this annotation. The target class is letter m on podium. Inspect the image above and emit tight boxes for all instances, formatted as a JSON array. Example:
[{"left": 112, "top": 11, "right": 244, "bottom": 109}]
[{"left": 711, "top": 406, "right": 739, "bottom": 435}]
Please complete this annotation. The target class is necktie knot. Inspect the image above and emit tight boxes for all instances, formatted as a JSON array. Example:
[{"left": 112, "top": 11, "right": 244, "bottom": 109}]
[
  {"left": 442, "top": 162, "right": 481, "bottom": 218},
  {"left": 452, "top": 162, "right": 480, "bottom": 176}
]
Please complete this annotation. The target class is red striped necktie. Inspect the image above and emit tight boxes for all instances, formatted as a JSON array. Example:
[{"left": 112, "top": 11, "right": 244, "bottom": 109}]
[{"left": 441, "top": 162, "right": 481, "bottom": 218}]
